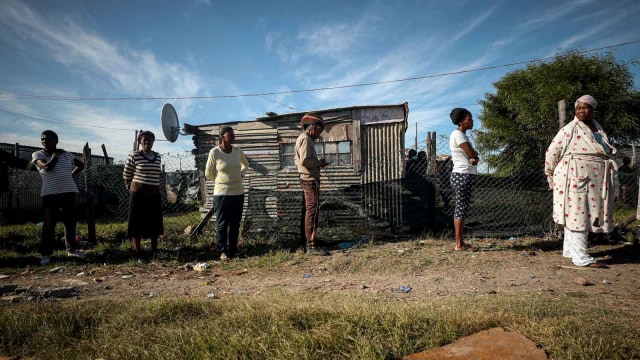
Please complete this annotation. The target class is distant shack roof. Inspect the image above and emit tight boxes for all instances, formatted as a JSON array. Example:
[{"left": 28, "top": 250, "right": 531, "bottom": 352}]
[{"left": 183, "top": 102, "right": 408, "bottom": 134}]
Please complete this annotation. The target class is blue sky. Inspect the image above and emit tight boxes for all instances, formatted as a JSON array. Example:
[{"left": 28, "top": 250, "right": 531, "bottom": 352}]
[{"left": 1, "top": 0, "right": 639, "bottom": 165}]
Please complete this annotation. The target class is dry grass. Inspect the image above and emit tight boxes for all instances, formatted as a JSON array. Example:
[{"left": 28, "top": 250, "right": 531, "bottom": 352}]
[{"left": 2, "top": 291, "right": 640, "bottom": 359}]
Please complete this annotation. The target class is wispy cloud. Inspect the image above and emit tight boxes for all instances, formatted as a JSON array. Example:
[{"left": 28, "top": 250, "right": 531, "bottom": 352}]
[
  {"left": 449, "top": 4, "right": 498, "bottom": 43},
  {"left": 296, "top": 23, "right": 364, "bottom": 61},
  {"left": 0, "top": 1, "right": 205, "bottom": 101},
  {"left": 524, "top": 0, "right": 595, "bottom": 27}
]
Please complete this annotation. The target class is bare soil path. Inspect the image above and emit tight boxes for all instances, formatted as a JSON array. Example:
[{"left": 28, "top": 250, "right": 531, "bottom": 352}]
[{"left": 2, "top": 239, "right": 639, "bottom": 311}]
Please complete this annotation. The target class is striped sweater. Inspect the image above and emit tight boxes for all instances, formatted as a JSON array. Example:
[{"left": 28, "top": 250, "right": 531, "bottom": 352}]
[
  {"left": 32, "top": 150, "right": 79, "bottom": 196},
  {"left": 123, "top": 151, "right": 162, "bottom": 187}
]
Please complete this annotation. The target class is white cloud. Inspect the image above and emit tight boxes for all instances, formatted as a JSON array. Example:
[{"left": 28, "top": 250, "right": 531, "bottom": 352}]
[
  {"left": 296, "top": 23, "right": 363, "bottom": 61},
  {"left": 448, "top": 4, "right": 498, "bottom": 43},
  {"left": 0, "top": 1, "right": 205, "bottom": 101},
  {"left": 524, "top": 0, "right": 595, "bottom": 27}
]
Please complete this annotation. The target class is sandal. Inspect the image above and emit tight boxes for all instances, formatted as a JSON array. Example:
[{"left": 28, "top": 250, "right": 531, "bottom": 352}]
[{"left": 455, "top": 244, "right": 477, "bottom": 252}]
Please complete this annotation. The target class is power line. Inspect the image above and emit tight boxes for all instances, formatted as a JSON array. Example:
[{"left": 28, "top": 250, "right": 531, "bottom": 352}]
[
  {"left": 257, "top": 95, "right": 296, "bottom": 110},
  {"left": 1, "top": 40, "right": 638, "bottom": 102},
  {"left": 0, "top": 105, "right": 135, "bottom": 131}
]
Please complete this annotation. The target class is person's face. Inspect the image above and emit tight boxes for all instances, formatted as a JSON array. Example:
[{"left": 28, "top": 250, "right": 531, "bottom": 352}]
[
  {"left": 575, "top": 102, "right": 594, "bottom": 122},
  {"left": 221, "top": 130, "right": 235, "bottom": 145},
  {"left": 460, "top": 114, "right": 474, "bottom": 130},
  {"left": 41, "top": 134, "right": 57, "bottom": 151},
  {"left": 308, "top": 124, "right": 323, "bottom": 139},
  {"left": 140, "top": 136, "right": 154, "bottom": 152}
]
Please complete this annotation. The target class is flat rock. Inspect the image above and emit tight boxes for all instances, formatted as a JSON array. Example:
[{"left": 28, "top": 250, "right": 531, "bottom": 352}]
[{"left": 404, "top": 327, "right": 548, "bottom": 359}]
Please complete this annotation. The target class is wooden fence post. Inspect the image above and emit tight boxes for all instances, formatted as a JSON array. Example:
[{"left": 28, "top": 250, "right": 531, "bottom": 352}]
[
  {"left": 12, "top": 143, "right": 19, "bottom": 222},
  {"left": 83, "top": 143, "right": 96, "bottom": 243},
  {"left": 101, "top": 144, "right": 110, "bottom": 165},
  {"left": 558, "top": 100, "right": 567, "bottom": 129}
]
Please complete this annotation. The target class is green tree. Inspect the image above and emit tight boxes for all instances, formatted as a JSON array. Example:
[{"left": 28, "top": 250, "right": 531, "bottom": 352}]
[{"left": 475, "top": 51, "right": 640, "bottom": 175}]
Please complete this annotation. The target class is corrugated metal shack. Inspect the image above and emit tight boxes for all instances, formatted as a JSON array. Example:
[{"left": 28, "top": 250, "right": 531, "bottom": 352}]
[{"left": 183, "top": 103, "right": 410, "bottom": 236}]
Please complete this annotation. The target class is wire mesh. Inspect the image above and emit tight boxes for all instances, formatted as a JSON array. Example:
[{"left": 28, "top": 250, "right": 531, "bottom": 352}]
[{"left": 1, "top": 137, "right": 638, "bottom": 251}]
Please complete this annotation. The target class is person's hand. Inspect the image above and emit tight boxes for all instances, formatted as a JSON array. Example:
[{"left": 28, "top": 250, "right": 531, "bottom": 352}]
[
  {"left": 319, "top": 159, "right": 329, "bottom": 168},
  {"left": 469, "top": 157, "right": 479, "bottom": 166}
]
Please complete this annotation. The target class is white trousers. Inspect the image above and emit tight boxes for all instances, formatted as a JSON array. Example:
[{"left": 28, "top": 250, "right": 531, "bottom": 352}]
[{"left": 563, "top": 227, "right": 596, "bottom": 266}]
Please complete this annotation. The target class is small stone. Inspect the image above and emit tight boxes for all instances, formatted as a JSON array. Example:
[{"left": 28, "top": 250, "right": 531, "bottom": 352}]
[{"left": 574, "top": 277, "right": 593, "bottom": 286}]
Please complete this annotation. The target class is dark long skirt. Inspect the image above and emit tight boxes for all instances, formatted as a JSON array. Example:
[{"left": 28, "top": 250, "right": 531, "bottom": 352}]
[{"left": 127, "top": 191, "right": 164, "bottom": 239}]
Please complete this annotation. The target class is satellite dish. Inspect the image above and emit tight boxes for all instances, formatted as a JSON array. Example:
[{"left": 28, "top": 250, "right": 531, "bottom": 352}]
[{"left": 161, "top": 103, "right": 180, "bottom": 142}]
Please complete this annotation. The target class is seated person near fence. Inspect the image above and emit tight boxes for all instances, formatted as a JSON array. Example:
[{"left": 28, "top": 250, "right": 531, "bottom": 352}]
[{"left": 405, "top": 149, "right": 418, "bottom": 177}]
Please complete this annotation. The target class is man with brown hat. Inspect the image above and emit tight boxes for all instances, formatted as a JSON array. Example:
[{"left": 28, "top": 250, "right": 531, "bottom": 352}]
[{"left": 295, "top": 112, "right": 330, "bottom": 255}]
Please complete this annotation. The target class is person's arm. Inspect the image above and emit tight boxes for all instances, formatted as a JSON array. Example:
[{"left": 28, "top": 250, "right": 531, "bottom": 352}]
[
  {"left": 33, "top": 150, "right": 60, "bottom": 171},
  {"left": 123, "top": 152, "right": 135, "bottom": 190},
  {"left": 459, "top": 142, "right": 478, "bottom": 166},
  {"left": 71, "top": 157, "right": 84, "bottom": 176},
  {"left": 299, "top": 137, "right": 320, "bottom": 170},
  {"left": 544, "top": 128, "right": 568, "bottom": 189},
  {"left": 205, "top": 148, "right": 217, "bottom": 181},
  {"left": 239, "top": 149, "right": 249, "bottom": 177}
]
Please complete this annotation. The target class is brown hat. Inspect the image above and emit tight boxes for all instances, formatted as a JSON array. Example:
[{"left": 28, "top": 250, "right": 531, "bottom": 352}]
[{"left": 300, "top": 113, "right": 324, "bottom": 130}]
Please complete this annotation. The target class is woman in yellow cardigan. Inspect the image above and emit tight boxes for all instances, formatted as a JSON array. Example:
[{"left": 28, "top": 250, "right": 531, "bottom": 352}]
[{"left": 205, "top": 126, "right": 248, "bottom": 260}]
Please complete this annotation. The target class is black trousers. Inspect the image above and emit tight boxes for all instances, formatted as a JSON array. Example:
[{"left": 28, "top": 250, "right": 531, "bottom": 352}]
[{"left": 41, "top": 192, "right": 78, "bottom": 256}]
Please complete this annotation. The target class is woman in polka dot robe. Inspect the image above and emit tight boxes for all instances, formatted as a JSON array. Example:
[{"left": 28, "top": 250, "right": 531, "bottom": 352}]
[{"left": 545, "top": 95, "right": 618, "bottom": 268}]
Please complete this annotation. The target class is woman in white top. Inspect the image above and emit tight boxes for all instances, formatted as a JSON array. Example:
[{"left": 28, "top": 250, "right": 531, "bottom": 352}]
[
  {"left": 449, "top": 108, "right": 479, "bottom": 251},
  {"left": 32, "top": 130, "right": 85, "bottom": 265}
]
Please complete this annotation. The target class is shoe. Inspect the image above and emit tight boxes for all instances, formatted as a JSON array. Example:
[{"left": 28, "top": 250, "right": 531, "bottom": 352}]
[
  {"left": 307, "top": 247, "right": 330, "bottom": 256},
  {"left": 220, "top": 252, "right": 229, "bottom": 261},
  {"left": 585, "top": 262, "right": 609, "bottom": 269},
  {"left": 40, "top": 256, "right": 51, "bottom": 265},
  {"left": 67, "top": 249, "right": 86, "bottom": 258}
]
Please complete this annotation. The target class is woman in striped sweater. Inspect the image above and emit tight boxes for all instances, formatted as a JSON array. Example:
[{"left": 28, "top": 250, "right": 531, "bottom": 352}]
[
  {"left": 123, "top": 131, "right": 164, "bottom": 260},
  {"left": 205, "top": 126, "right": 248, "bottom": 260}
]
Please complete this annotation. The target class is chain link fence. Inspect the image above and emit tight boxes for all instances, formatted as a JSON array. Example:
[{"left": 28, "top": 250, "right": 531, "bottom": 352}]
[{"left": 1, "top": 136, "right": 638, "bottom": 253}]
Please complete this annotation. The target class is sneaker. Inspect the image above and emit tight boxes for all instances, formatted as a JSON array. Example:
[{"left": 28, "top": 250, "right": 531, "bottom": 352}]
[
  {"left": 307, "top": 247, "right": 330, "bottom": 256},
  {"left": 40, "top": 256, "right": 51, "bottom": 265},
  {"left": 219, "top": 252, "right": 229, "bottom": 261},
  {"left": 67, "top": 249, "right": 86, "bottom": 258}
]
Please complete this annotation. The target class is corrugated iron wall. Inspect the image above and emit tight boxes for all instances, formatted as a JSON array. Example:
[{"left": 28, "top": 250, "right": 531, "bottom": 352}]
[
  {"left": 191, "top": 105, "right": 409, "bottom": 237},
  {"left": 361, "top": 122, "right": 406, "bottom": 227}
]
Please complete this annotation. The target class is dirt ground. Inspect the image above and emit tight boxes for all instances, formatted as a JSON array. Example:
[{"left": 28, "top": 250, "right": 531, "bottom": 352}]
[{"left": 1, "top": 237, "right": 640, "bottom": 311}]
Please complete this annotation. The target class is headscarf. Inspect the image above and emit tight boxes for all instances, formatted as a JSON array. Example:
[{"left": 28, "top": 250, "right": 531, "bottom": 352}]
[
  {"left": 300, "top": 113, "right": 325, "bottom": 130},
  {"left": 575, "top": 95, "right": 597, "bottom": 109},
  {"left": 138, "top": 130, "right": 155, "bottom": 141},
  {"left": 449, "top": 108, "right": 471, "bottom": 125}
]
